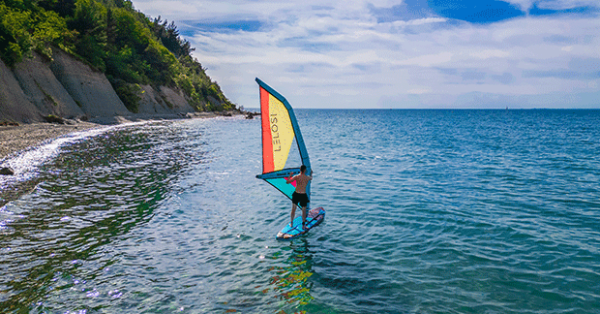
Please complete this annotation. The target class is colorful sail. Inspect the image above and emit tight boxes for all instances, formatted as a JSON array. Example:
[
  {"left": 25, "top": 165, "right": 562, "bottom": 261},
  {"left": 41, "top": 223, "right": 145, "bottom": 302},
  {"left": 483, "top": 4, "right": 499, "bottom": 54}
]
[{"left": 256, "top": 78, "right": 310, "bottom": 202}]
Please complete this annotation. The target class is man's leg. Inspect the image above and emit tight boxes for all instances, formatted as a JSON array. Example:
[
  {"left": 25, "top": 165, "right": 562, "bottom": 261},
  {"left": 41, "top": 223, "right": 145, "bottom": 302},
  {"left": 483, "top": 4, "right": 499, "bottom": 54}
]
[
  {"left": 291, "top": 203, "right": 297, "bottom": 227},
  {"left": 302, "top": 206, "right": 307, "bottom": 229}
]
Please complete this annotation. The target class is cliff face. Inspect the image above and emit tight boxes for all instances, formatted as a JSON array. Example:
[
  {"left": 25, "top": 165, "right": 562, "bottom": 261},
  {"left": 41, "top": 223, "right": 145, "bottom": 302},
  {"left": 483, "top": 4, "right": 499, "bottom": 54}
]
[
  {"left": 159, "top": 86, "right": 196, "bottom": 113},
  {"left": 50, "top": 49, "right": 130, "bottom": 118},
  {"left": 13, "top": 52, "right": 84, "bottom": 119},
  {"left": 0, "top": 49, "right": 217, "bottom": 123},
  {"left": 0, "top": 58, "right": 42, "bottom": 123},
  {"left": 136, "top": 85, "right": 195, "bottom": 115},
  {"left": 137, "top": 85, "right": 173, "bottom": 115}
]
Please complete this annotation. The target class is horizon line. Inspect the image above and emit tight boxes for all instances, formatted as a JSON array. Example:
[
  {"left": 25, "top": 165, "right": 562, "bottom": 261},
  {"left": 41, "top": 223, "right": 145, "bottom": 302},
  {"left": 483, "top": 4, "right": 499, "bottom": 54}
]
[{"left": 243, "top": 107, "right": 600, "bottom": 110}]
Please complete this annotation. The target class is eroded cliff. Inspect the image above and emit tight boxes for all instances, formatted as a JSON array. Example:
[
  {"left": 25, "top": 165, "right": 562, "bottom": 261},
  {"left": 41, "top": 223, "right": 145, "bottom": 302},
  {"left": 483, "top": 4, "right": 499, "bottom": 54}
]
[{"left": 0, "top": 49, "right": 224, "bottom": 124}]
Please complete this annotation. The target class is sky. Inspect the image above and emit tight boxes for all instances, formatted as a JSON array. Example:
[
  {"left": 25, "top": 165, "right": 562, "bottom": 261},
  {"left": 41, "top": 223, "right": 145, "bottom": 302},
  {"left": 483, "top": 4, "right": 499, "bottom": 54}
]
[{"left": 131, "top": 0, "right": 600, "bottom": 109}]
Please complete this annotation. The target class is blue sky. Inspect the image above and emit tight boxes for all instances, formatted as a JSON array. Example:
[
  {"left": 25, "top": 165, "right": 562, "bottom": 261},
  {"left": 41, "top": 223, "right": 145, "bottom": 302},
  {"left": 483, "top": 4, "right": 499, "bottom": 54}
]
[{"left": 131, "top": 0, "right": 600, "bottom": 108}]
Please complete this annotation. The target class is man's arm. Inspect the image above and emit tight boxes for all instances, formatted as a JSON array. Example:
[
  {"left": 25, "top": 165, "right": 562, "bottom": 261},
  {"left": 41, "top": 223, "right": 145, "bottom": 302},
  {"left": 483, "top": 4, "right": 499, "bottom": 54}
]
[{"left": 286, "top": 172, "right": 296, "bottom": 184}]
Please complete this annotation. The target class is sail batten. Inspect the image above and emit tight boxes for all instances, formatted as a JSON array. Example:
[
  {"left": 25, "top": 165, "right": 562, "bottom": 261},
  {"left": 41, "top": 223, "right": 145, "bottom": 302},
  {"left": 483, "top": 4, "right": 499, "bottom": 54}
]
[
  {"left": 256, "top": 78, "right": 310, "bottom": 201},
  {"left": 257, "top": 167, "right": 302, "bottom": 180}
]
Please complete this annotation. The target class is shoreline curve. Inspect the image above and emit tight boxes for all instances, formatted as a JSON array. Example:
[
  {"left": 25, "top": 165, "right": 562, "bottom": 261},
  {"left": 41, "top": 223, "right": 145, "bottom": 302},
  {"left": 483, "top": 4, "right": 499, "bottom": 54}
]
[{"left": 0, "top": 111, "right": 243, "bottom": 162}]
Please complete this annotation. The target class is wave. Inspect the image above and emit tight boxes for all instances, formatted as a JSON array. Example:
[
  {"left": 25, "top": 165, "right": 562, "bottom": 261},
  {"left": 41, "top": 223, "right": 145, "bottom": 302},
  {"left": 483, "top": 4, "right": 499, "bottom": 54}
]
[{"left": 0, "top": 121, "right": 150, "bottom": 190}]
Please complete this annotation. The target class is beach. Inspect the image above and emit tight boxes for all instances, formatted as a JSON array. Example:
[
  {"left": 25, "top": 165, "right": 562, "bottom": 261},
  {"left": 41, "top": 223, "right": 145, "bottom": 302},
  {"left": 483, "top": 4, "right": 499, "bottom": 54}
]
[
  {"left": 0, "top": 111, "right": 245, "bottom": 162},
  {"left": 0, "top": 121, "right": 100, "bottom": 161}
]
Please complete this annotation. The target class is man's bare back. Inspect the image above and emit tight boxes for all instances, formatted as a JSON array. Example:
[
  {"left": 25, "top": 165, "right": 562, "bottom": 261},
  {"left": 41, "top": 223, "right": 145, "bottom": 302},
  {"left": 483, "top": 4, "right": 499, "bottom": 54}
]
[{"left": 289, "top": 172, "right": 312, "bottom": 193}]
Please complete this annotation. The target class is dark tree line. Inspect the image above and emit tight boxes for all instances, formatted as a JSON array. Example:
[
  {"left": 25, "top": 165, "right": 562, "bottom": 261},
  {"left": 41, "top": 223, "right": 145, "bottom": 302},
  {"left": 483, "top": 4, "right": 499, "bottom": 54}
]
[{"left": 151, "top": 17, "right": 194, "bottom": 59}]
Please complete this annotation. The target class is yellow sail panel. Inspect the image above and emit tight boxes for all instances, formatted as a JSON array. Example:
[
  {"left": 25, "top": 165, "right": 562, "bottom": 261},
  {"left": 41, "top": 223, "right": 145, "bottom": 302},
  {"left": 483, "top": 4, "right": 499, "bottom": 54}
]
[{"left": 267, "top": 93, "right": 295, "bottom": 171}]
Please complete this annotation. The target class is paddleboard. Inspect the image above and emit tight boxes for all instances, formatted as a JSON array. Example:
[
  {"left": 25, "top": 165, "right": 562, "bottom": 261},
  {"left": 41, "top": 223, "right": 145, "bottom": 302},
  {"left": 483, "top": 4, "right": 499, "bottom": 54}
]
[{"left": 276, "top": 207, "right": 325, "bottom": 240}]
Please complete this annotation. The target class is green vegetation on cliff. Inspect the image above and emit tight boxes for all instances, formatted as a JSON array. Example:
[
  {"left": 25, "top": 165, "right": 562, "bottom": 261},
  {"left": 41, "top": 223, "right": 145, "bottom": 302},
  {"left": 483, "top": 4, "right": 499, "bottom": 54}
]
[{"left": 0, "top": 0, "right": 234, "bottom": 112}]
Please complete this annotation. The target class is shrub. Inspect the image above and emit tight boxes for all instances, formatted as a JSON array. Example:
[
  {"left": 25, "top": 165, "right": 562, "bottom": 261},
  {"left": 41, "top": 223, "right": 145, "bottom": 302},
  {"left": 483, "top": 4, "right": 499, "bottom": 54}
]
[
  {"left": 111, "top": 79, "right": 141, "bottom": 113},
  {"left": 44, "top": 114, "right": 65, "bottom": 124}
]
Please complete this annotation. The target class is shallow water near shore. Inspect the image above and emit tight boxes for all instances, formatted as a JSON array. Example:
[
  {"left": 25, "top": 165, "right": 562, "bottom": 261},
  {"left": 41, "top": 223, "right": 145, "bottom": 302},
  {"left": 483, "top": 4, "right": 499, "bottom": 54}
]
[{"left": 1, "top": 110, "right": 600, "bottom": 313}]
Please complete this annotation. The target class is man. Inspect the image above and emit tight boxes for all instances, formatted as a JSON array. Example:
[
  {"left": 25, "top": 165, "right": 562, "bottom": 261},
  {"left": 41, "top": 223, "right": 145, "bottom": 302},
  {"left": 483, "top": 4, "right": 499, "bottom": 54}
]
[{"left": 286, "top": 165, "right": 313, "bottom": 230}]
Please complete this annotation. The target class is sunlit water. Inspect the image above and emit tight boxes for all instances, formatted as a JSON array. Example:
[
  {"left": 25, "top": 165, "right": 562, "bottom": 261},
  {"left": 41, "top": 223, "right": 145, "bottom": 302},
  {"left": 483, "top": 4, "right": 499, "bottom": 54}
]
[{"left": 1, "top": 110, "right": 600, "bottom": 314}]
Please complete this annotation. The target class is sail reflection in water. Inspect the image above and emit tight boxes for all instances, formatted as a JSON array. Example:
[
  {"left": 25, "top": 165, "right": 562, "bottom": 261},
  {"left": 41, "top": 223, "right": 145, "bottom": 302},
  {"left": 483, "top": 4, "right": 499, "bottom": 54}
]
[{"left": 262, "top": 241, "right": 314, "bottom": 307}]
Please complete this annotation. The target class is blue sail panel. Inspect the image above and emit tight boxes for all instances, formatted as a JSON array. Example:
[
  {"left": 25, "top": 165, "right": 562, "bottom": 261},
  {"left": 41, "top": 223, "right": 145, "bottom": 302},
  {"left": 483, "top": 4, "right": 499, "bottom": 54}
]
[{"left": 265, "top": 178, "right": 297, "bottom": 201}]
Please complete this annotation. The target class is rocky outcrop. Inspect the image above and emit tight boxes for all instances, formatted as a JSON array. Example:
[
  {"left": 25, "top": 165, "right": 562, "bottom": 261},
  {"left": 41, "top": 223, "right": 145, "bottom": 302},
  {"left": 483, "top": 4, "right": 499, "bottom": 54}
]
[
  {"left": 159, "top": 86, "right": 195, "bottom": 113},
  {"left": 50, "top": 49, "right": 129, "bottom": 118},
  {"left": 207, "top": 96, "right": 225, "bottom": 110},
  {"left": 137, "top": 85, "right": 179, "bottom": 114},
  {"left": 0, "top": 167, "right": 14, "bottom": 175},
  {"left": 13, "top": 52, "right": 84, "bottom": 119},
  {"left": 0, "top": 58, "right": 42, "bottom": 123}
]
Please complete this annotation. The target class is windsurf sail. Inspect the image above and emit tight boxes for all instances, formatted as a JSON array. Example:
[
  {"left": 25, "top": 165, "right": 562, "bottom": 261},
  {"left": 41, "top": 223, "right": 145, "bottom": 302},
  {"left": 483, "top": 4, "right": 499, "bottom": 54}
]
[{"left": 255, "top": 78, "right": 311, "bottom": 202}]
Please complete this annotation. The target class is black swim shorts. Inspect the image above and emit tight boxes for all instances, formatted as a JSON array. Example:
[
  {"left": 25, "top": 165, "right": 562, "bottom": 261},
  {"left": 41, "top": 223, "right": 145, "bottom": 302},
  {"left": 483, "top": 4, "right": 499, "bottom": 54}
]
[{"left": 292, "top": 192, "right": 310, "bottom": 207}]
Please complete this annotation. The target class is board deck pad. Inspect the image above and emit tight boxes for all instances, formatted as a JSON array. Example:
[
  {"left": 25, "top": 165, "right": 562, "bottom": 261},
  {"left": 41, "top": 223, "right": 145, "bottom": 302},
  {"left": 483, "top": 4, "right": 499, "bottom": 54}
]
[{"left": 276, "top": 207, "right": 325, "bottom": 240}]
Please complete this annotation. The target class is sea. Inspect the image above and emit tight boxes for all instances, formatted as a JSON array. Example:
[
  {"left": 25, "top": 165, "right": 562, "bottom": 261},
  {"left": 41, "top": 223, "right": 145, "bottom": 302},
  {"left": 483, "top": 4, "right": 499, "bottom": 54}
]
[{"left": 1, "top": 109, "right": 599, "bottom": 314}]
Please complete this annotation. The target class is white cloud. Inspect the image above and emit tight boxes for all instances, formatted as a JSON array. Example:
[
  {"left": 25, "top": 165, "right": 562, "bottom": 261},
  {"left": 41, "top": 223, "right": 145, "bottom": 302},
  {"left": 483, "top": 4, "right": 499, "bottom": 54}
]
[
  {"left": 504, "top": 0, "right": 537, "bottom": 11},
  {"left": 407, "top": 88, "right": 433, "bottom": 94},
  {"left": 394, "top": 52, "right": 454, "bottom": 67},
  {"left": 133, "top": 0, "right": 200, "bottom": 16},
  {"left": 130, "top": 0, "right": 600, "bottom": 108},
  {"left": 391, "top": 17, "right": 448, "bottom": 27},
  {"left": 504, "top": 0, "right": 600, "bottom": 11},
  {"left": 468, "top": 49, "right": 511, "bottom": 59},
  {"left": 533, "top": 0, "right": 600, "bottom": 10}
]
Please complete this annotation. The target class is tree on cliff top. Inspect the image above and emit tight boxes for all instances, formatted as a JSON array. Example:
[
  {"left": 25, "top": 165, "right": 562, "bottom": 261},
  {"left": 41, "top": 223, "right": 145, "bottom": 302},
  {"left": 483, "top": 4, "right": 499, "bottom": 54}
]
[{"left": 0, "top": 0, "right": 234, "bottom": 112}]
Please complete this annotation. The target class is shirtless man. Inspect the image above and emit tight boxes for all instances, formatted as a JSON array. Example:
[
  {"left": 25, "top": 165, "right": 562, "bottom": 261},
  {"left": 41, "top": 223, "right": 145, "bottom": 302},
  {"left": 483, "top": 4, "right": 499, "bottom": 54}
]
[{"left": 286, "top": 165, "right": 313, "bottom": 230}]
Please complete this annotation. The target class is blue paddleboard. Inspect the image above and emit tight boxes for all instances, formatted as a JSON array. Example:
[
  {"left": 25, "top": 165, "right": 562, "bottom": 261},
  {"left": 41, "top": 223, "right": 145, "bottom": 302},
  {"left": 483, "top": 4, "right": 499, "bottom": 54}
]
[{"left": 276, "top": 207, "right": 325, "bottom": 240}]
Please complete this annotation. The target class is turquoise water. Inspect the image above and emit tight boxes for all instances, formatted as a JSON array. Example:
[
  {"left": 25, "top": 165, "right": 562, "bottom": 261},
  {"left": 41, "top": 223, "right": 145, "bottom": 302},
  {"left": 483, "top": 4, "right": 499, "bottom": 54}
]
[{"left": 1, "top": 110, "right": 599, "bottom": 313}]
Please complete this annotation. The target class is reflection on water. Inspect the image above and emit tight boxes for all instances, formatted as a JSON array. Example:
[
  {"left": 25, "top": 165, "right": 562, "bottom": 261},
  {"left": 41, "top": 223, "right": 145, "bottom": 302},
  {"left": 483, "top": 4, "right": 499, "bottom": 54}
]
[
  {"left": 0, "top": 121, "right": 205, "bottom": 313},
  {"left": 265, "top": 240, "right": 313, "bottom": 308},
  {"left": 1, "top": 117, "right": 328, "bottom": 314},
  {"left": 217, "top": 240, "right": 314, "bottom": 314}
]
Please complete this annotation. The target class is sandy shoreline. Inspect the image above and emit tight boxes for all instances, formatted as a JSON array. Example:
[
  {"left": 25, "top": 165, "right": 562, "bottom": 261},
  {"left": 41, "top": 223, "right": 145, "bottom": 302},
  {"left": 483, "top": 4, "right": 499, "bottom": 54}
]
[
  {"left": 0, "top": 111, "right": 246, "bottom": 163},
  {"left": 0, "top": 121, "right": 100, "bottom": 161}
]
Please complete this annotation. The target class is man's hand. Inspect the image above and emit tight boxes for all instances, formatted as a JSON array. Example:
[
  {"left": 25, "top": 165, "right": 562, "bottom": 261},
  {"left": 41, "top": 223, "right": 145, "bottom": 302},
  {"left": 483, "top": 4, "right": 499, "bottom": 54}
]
[{"left": 286, "top": 172, "right": 295, "bottom": 183}]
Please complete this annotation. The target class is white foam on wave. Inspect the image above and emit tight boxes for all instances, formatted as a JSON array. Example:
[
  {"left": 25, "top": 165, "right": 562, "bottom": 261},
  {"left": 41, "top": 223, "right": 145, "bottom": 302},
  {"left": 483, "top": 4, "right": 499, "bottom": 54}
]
[{"left": 0, "top": 121, "right": 150, "bottom": 190}]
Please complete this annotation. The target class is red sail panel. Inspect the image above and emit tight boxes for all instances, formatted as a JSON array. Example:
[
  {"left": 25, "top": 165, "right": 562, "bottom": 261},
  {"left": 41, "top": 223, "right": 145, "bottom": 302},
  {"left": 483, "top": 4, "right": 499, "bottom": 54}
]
[{"left": 260, "top": 87, "right": 274, "bottom": 173}]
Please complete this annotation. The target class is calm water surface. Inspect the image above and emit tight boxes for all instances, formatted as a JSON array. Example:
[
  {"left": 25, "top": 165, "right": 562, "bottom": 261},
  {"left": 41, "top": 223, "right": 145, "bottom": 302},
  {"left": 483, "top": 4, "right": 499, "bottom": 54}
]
[{"left": 1, "top": 110, "right": 600, "bottom": 313}]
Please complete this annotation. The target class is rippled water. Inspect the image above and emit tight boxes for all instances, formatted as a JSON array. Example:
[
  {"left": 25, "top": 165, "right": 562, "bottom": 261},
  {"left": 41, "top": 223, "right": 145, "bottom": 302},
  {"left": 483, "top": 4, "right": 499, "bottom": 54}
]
[{"left": 1, "top": 110, "right": 600, "bottom": 313}]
